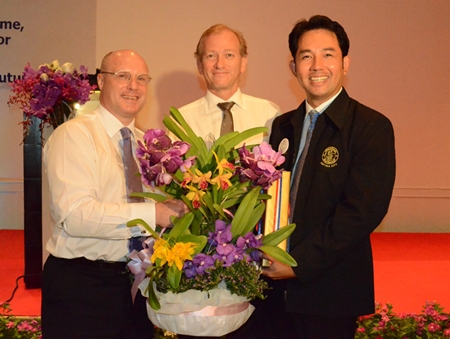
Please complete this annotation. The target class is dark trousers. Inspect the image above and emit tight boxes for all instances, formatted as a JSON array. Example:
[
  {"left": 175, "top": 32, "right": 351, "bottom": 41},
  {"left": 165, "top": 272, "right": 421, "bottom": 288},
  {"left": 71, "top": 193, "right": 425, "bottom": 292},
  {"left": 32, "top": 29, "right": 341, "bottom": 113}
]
[
  {"left": 226, "top": 279, "right": 357, "bottom": 339},
  {"left": 227, "top": 306, "right": 357, "bottom": 339},
  {"left": 290, "top": 313, "right": 357, "bottom": 339},
  {"left": 42, "top": 254, "right": 154, "bottom": 339}
]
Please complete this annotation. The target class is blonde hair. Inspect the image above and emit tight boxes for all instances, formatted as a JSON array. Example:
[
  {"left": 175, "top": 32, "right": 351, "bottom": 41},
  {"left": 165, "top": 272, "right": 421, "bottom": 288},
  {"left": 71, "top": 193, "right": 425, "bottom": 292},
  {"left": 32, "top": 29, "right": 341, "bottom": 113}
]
[{"left": 194, "top": 24, "right": 248, "bottom": 61}]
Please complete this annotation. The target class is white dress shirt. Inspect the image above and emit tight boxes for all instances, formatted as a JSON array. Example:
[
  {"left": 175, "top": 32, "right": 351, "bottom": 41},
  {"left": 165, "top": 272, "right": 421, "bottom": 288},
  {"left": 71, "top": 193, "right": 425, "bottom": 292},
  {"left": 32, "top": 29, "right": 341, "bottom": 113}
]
[
  {"left": 43, "top": 104, "right": 155, "bottom": 262},
  {"left": 176, "top": 89, "right": 280, "bottom": 147}
]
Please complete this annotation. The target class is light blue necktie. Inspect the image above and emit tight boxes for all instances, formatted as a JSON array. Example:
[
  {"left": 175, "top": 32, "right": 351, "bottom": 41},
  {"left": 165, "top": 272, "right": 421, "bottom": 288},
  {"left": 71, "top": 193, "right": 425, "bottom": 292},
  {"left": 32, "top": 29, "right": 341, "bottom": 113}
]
[{"left": 289, "top": 110, "right": 320, "bottom": 220}]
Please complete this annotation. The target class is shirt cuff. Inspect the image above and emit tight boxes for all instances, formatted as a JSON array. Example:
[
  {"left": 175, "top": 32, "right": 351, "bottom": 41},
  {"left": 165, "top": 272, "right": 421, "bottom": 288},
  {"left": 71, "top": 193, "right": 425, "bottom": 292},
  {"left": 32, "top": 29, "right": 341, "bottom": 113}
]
[{"left": 128, "top": 201, "right": 156, "bottom": 237}]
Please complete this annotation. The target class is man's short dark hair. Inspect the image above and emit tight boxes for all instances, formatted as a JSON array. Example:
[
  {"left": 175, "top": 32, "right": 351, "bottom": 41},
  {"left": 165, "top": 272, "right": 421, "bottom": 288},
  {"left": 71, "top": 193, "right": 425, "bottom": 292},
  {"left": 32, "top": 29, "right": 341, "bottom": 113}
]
[{"left": 288, "top": 15, "right": 350, "bottom": 59}]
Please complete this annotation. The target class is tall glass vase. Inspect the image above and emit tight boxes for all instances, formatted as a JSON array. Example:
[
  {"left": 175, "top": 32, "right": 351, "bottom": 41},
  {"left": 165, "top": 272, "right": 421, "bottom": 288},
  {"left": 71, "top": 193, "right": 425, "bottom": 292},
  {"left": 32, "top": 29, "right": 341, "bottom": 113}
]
[{"left": 48, "top": 101, "right": 74, "bottom": 130}]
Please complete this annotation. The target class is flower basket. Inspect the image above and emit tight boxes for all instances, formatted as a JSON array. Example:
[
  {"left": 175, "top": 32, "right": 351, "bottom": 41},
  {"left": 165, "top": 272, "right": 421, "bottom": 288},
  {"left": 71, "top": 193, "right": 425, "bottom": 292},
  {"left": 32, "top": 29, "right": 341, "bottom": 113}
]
[
  {"left": 141, "top": 280, "right": 254, "bottom": 336},
  {"left": 127, "top": 107, "right": 297, "bottom": 335}
]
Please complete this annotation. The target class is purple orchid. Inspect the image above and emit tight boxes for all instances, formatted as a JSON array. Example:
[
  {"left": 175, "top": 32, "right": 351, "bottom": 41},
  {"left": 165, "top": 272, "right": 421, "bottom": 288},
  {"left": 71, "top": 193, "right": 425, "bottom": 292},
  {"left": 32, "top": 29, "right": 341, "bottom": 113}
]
[
  {"left": 236, "top": 141, "right": 285, "bottom": 190},
  {"left": 236, "top": 232, "right": 263, "bottom": 262},
  {"left": 208, "top": 220, "right": 232, "bottom": 246},
  {"left": 136, "top": 129, "right": 196, "bottom": 187},
  {"left": 192, "top": 253, "right": 215, "bottom": 275},
  {"left": 236, "top": 232, "right": 262, "bottom": 250},
  {"left": 183, "top": 261, "right": 197, "bottom": 278},
  {"left": 143, "top": 129, "right": 172, "bottom": 151},
  {"left": 213, "top": 243, "right": 237, "bottom": 267},
  {"left": 183, "top": 253, "right": 215, "bottom": 278},
  {"left": 181, "top": 156, "right": 196, "bottom": 172}
]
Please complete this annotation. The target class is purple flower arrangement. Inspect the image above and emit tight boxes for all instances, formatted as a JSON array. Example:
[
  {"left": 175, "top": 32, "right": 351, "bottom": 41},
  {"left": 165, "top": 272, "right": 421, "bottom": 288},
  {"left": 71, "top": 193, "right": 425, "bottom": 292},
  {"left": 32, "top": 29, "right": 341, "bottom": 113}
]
[
  {"left": 127, "top": 108, "right": 297, "bottom": 311},
  {"left": 8, "top": 60, "right": 96, "bottom": 141}
]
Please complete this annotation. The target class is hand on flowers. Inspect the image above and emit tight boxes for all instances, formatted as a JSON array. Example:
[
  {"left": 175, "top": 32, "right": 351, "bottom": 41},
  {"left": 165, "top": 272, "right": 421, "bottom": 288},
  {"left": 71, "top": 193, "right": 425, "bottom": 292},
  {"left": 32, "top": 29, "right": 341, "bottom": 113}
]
[
  {"left": 155, "top": 199, "right": 189, "bottom": 228},
  {"left": 260, "top": 253, "right": 296, "bottom": 280}
]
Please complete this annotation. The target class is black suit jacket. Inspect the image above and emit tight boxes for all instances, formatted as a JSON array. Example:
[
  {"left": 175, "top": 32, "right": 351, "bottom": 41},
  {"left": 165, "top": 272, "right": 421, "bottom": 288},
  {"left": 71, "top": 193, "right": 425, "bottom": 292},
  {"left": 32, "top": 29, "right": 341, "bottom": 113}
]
[{"left": 269, "top": 88, "right": 396, "bottom": 317}]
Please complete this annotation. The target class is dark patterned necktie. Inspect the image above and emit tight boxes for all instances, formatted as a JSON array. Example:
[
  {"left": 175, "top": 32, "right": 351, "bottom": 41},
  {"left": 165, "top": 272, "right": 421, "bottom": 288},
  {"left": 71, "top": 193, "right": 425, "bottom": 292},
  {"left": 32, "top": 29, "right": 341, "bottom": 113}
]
[
  {"left": 289, "top": 110, "right": 320, "bottom": 220},
  {"left": 120, "top": 127, "right": 145, "bottom": 251},
  {"left": 120, "top": 127, "right": 144, "bottom": 203},
  {"left": 218, "top": 101, "right": 235, "bottom": 136}
]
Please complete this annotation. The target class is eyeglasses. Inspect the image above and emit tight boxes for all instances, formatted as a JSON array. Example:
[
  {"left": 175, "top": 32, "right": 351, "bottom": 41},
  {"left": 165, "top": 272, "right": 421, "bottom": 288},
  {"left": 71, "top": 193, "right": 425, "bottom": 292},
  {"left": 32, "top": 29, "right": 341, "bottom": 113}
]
[{"left": 101, "top": 70, "right": 152, "bottom": 86}]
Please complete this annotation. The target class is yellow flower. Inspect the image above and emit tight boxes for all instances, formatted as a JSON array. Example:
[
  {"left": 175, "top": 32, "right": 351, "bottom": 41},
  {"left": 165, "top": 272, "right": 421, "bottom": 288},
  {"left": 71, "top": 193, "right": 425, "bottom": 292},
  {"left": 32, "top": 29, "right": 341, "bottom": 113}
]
[
  {"left": 166, "top": 242, "right": 196, "bottom": 271},
  {"left": 181, "top": 171, "right": 194, "bottom": 188},
  {"left": 210, "top": 171, "right": 233, "bottom": 190},
  {"left": 192, "top": 169, "right": 212, "bottom": 190},
  {"left": 151, "top": 238, "right": 169, "bottom": 266},
  {"left": 185, "top": 186, "right": 206, "bottom": 208},
  {"left": 218, "top": 158, "right": 235, "bottom": 171},
  {"left": 211, "top": 152, "right": 234, "bottom": 190}
]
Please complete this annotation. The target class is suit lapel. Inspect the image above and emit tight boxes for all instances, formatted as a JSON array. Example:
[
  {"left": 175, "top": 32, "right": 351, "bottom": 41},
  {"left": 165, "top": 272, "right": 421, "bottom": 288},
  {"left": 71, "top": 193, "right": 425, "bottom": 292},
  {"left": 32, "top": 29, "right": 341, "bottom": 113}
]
[{"left": 288, "top": 103, "right": 307, "bottom": 170}]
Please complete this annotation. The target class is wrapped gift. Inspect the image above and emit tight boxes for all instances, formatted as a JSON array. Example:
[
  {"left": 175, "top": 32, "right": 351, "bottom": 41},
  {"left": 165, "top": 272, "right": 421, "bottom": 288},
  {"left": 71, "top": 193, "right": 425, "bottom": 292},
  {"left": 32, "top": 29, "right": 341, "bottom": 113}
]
[{"left": 263, "top": 171, "right": 291, "bottom": 250}]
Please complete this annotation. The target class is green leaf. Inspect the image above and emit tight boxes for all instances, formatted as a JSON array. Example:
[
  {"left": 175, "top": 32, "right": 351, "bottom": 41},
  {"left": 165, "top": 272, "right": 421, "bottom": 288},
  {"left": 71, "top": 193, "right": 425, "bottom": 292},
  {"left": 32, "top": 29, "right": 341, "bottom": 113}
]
[
  {"left": 231, "top": 187, "right": 260, "bottom": 236},
  {"left": 147, "top": 279, "right": 161, "bottom": 310},
  {"left": 146, "top": 267, "right": 163, "bottom": 310},
  {"left": 262, "top": 224, "right": 296, "bottom": 246},
  {"left": 259, "top": 244, "right": 297, "bottom": 267},
  {"left": 257, "top": 193, "right": 272, "bottom": 201},
  {"left": 130, "top": 192, "right": 169, "bottom": 202},
  {"left": 240, "top": 201, "right": 265, "bottom": 235},
  {"left": 164, "top": 107, "right": 209, "bottom": 164},
  {"left": 213, "top": 204, "right": 226, "bottom": 218},
  {"left": 180, "top": 195, "right": 193, "bottom": 209},
  {"left": 224, "top": 187, "right": 248, "bottom": 199},
  {"left": 221, "top": 196, "right": 241, "bottom": 209},
  {"left": 127, "top": 218, "right": 159, "bottom": 239},
  {"left": 202, "top": 191, "right": 216, "bottom": 214},
  {"left": 168, "top": 212, "right": 194, "bottom": 239},
  {"left": 167, "top": 263, "right": 182, "bottom": 289},
  {"left": 223, "top": 127, "right": 268, "bottom": 151}
]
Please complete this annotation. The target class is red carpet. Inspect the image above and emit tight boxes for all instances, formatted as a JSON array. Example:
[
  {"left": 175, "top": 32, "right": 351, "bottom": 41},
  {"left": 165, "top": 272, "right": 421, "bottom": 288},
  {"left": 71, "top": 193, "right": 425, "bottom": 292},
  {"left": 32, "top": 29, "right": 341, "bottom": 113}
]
[
  {"left": 1, "top": 230, "right": 450, "bottom": 316},
  {"left": 0, "top": 230, "right": 41, "bottom": 316},
  {"left": 372, "top": 232, "right": 450, "bottom": 314}
]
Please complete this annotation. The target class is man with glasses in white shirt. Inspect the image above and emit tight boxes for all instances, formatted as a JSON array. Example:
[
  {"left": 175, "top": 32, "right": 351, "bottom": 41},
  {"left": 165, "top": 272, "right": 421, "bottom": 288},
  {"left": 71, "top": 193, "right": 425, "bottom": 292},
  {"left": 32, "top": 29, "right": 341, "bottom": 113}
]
[{"left": 42, "top": 49, "right": 187, "bottom": 339}]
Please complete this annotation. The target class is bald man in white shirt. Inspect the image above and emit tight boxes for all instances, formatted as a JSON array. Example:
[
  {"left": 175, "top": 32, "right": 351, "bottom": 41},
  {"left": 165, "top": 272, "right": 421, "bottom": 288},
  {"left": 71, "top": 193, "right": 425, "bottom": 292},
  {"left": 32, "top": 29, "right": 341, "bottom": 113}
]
[{"left": 42, "top": 50, "right": 187, "bottom": 339}]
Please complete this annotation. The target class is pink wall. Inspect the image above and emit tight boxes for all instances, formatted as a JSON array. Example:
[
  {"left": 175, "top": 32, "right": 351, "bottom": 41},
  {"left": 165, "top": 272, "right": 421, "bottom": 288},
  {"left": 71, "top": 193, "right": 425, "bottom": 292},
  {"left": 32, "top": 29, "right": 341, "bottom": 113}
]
[
  {"left": 1, "top": 1, "right": 449, "bottom": 233},
  {"left": 96, "top": 1, "right": 450, "bottom": 232}
]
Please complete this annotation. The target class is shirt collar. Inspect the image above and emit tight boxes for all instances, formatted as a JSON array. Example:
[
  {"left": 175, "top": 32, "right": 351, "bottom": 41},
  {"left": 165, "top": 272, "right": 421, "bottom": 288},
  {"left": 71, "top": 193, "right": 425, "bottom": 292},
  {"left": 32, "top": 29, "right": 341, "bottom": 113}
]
[
  {"left": 305, "top": 87, "right": 343, "bottom": 118},
  {"left": 204, "top": 88, "right": 244, "bottom": 113},
  {"left": 96, "top": 103, "right": 136, "bottom": 139}
]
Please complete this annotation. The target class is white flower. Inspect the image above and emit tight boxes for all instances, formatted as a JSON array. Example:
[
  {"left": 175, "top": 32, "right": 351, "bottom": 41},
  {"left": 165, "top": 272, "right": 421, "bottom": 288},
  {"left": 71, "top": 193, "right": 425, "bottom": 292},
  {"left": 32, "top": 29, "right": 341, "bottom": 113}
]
[
  {"left": 49, "top": 60, "right": 60, "bottom": 71},
  {"left": 39, "top": 63, "right": 51, "bottom": 69},
  {"left": 40, "top": 73, "right": 49, "bottom": 81},
  {"left": 61, "top": 62, "right": 75, "bottom": 74}
]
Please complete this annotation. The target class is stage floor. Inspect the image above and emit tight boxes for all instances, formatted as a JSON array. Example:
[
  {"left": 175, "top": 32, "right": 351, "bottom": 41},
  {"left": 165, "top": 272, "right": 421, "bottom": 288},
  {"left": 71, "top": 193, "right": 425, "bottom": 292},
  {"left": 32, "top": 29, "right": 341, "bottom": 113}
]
[{"left": 1, "top": 230, "right": 450, "bottom": 316}]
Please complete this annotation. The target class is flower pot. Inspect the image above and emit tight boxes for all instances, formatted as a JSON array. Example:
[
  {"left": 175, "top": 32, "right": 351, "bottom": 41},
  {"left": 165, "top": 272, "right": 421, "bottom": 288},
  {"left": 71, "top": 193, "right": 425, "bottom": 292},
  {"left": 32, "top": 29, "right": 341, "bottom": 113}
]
[
  {"left": 147, "top": 300, "right": 254, "bottom": 337},
  {"left": 140, "top": 280, "right": 255, "bottom": 336}
]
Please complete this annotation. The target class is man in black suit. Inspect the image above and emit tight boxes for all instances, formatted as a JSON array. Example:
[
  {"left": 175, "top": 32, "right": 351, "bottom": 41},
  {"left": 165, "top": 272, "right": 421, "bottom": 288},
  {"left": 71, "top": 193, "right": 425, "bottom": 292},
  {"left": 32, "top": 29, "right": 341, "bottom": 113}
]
[{"left": 260, "top": 15, "right": 396, "bottom": 339}]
